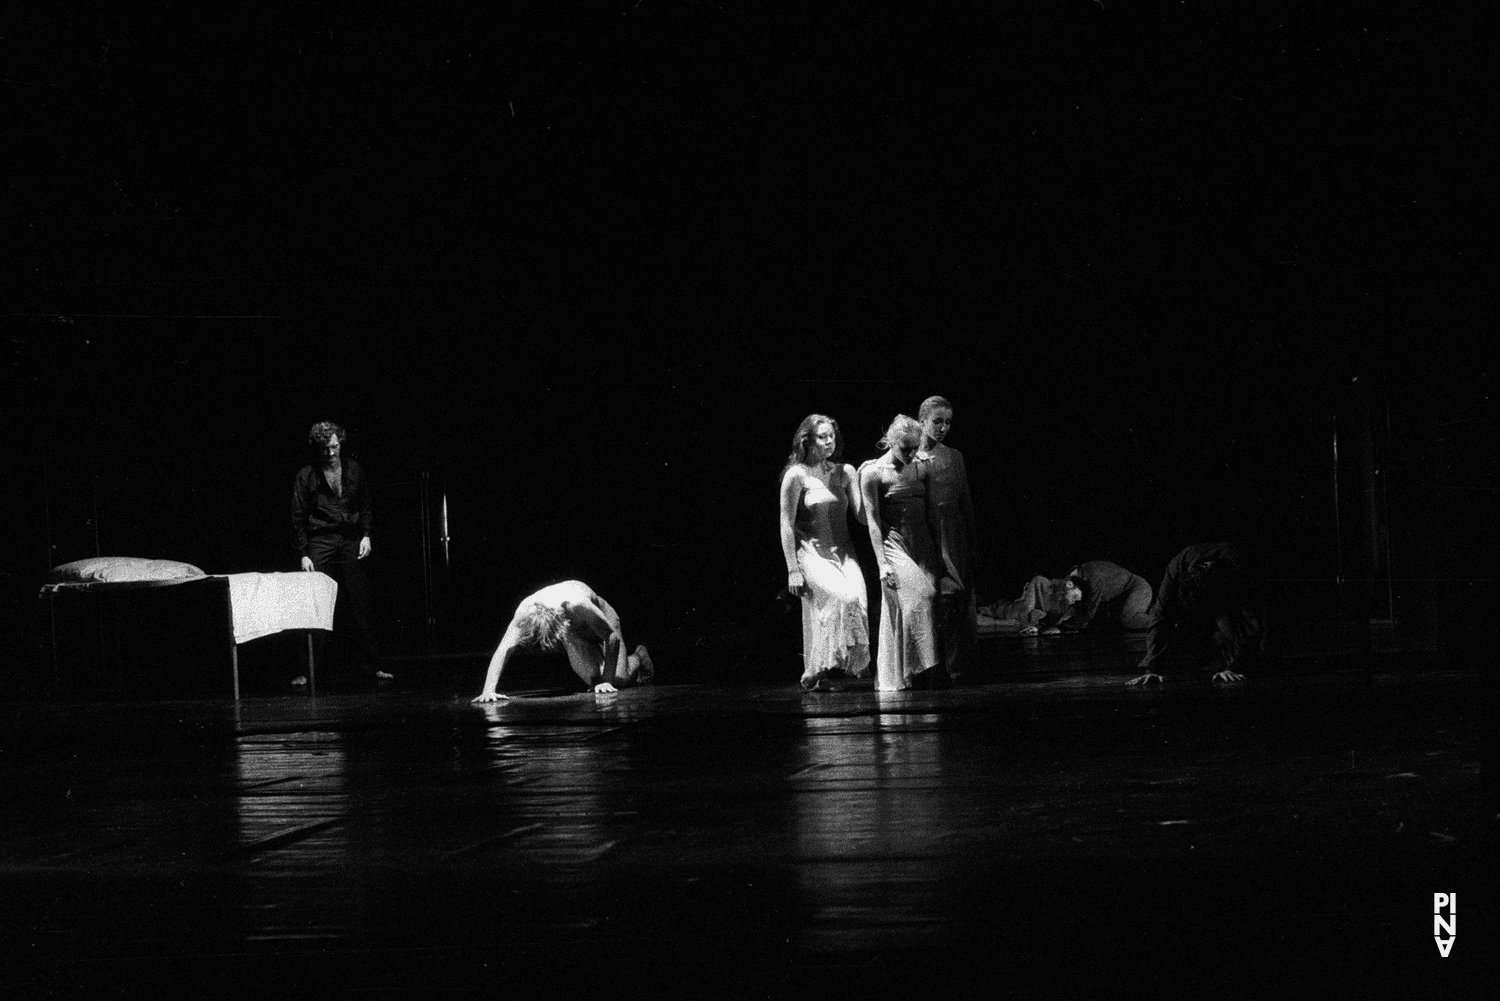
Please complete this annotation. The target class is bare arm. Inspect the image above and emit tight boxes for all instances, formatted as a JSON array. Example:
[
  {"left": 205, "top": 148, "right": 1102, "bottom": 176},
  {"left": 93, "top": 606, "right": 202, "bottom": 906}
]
[
  {"left": 860, "top": 464, "right": 894, "bottom": 587},
  {"left": 779, "top": 467, "right": 807, "bottom": 596},
  {"left": 567, "top": 601, "right": 624, "bottom": 693},
  {"left": 843, "top": 464, "right": 868, "bottom": 526},
  {"left": 473, "top": 618, "right": 524, "bottom": 702}
]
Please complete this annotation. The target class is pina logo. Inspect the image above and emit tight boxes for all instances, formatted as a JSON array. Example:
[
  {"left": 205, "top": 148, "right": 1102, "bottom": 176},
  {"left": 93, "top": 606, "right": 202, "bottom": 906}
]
[{"left": 1433, "top": 893, "right": 1457, "bottom": 957}]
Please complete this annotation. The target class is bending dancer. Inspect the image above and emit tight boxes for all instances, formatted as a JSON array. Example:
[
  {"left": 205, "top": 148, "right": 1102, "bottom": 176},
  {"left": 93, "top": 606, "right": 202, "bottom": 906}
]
[
  {"left": 472, "top": 580, "right": 654, "bottom": 701},
  {"left": 291, "top": 421, "right": 390, "bottom": 684},
  {"left": 982, "top": 576, "right": 1083, "bottom": 636},
  {"left": 860, "top": 415, "right": 945, "bottom": 691},
  {"left": 1058, "top": 560, "right": 1153, "bottom": 632},
  {"left": 780, "top": 414, "right": 871, "bottom": 691},
  {"left": 1128, "top": 542, "right": 1266, "bottom": 685},
  {"left": 918, "top": 396, "right": 980, "bottom": 680}
]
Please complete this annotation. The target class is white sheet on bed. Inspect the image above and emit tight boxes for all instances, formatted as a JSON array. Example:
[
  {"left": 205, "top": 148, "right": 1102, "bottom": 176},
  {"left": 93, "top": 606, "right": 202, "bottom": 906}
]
[{"left": 226, "top": 572, "right": 338, "bottom": 644}]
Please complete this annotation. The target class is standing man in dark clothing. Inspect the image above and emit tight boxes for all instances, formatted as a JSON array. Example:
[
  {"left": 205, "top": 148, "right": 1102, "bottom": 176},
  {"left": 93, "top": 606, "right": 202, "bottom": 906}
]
[
  {"left": 292, "top": 421, "right": 389, "bottom": 683},
  {"left": 1128, "top": 542, "right": 1266, "bottom": 685}
]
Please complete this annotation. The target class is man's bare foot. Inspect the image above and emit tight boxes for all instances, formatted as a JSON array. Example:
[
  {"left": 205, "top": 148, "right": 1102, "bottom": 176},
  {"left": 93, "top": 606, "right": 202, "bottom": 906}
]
[
  {"left": 1019, "top": 625, "right": 1039, "bottom": 637},
  {"left": 291, "top": 675, "right": 308, "bottom": 687},
  {"left": 1126, "top": 672, "right": 1164, "bottom": 686},
  {"left": 1040, "top": 627, "right": 1061, "bottom": 635},
  {"left": 375, "top": 670, "right": 394, "bottom": 681},
  {"left": 471, "top": 692, "right": 510, "bottom": 703},
  {"left": 1211, "top": 669, "right": 1245, "bottom": 683},
  {"left": 632, "top": 645, "right": 655, "bottom": 684}
]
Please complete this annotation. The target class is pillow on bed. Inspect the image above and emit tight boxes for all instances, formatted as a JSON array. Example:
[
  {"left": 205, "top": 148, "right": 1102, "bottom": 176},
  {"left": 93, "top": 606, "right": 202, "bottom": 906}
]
[{"left": 46, "top": 557, "right": 207, "bottom": 584}]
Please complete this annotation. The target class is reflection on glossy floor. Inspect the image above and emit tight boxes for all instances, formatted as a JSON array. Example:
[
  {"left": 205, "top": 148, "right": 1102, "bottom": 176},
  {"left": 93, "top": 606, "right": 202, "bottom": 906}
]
[{"left": 1, "top": 639, "right": 1493, "bottom": 997}]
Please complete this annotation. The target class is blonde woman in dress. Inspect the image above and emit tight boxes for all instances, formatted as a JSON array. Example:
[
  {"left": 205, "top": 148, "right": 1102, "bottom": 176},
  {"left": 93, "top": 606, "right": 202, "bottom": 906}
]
[
  {"left": 779, "top": 415, "right": 871, "bottom": 691},
  {"left": 859, "top": 415, "right": 946, "bottom": 691}
]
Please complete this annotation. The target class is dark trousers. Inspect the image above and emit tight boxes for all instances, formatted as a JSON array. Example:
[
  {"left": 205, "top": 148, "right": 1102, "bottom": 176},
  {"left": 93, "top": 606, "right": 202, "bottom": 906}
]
[
  {"left": 308, "top": 536, "right": 380, "bottom": 673},
  {"left": 936, "top": 579, "right": 977, "bottom": 678},
  {"left": 1153, "top": 603, "right": 1269, "bottom": 673}
]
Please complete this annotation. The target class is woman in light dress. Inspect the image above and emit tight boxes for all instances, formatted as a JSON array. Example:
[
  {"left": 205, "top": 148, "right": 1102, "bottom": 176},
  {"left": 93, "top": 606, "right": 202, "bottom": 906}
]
[
  {"left": 779, "top": 414, "right": 872, "bottom": 691},
  {"left": 859, "top": 415, "right": 946, "bottom": 691}
]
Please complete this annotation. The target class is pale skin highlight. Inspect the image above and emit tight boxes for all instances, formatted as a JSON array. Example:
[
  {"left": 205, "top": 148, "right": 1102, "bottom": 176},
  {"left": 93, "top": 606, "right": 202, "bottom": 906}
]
[{"left": 473, "top": 583, "right": 650, "bottom": 701}]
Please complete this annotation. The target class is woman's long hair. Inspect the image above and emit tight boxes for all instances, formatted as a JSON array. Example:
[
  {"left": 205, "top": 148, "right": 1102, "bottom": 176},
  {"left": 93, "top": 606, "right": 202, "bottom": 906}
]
[{"left": 784, "top": 414, "right": 843, "bottom": 472}]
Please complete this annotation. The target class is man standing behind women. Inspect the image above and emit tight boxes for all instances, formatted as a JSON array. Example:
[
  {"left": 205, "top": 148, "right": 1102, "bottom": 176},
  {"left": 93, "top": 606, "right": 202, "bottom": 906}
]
[
  {"left": 860, "top": 415, "right": 946, "bottom": 691},
  {"left": 918, "top": 396, "right": 979, "bottom": 680},
  {"left": 780, "top": 415, "right": 871, "bottom": 691}
]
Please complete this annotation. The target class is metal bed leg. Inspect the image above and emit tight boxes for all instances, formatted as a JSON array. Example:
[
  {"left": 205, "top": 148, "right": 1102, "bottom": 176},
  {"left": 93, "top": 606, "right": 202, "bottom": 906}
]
[{"left": 307, "top": 632, "right": 317, "bottom": 696}]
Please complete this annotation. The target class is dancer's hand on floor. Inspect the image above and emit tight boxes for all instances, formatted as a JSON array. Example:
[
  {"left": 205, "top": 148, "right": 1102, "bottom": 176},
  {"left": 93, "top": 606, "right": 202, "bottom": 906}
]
[
  {"left": 1126, "top": 672, "right": 1164, "bottom": 686},
  {"left": 593, "top": 682, "right": 618, "bottom": 695},
  {"left": 1211, "top": 669, "right": 1245, "bottom": 683},
  {"left": 471, "top": 692, "right": 510, "bottom": 703},
  {"left": 1019, "top": 625, "right": 1039, "bottom": 637}
]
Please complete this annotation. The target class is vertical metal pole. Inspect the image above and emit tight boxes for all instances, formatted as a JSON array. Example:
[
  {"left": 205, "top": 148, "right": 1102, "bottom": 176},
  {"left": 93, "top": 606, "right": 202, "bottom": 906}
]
[
  {"left": 228, "top": 576, "right": 240, "bottom": 700},
  {"left": 307, "top": 632, "right": 317, "bottom": 695},
  {"left": 441, "top": 494, "right": 450, "bottom": 568}
]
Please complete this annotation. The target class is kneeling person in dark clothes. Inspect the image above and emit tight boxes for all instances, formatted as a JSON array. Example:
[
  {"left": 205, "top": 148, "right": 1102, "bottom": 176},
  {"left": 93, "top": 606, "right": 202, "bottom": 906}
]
[
  {"left": 1128, "top": 542, "right": 1266, "bottom": 685},
  {"left": 1058, "top": 560, "right": 1154, "bottom": 632},
  {"left": 292, "top": 421, "right": 390, "bottom": 684}
]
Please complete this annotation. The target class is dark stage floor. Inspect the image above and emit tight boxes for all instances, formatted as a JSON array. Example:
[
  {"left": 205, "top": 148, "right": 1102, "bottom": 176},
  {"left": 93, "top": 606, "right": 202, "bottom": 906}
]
[{"left": 1, "top": 636, "right": 1493, "bottom": 998}]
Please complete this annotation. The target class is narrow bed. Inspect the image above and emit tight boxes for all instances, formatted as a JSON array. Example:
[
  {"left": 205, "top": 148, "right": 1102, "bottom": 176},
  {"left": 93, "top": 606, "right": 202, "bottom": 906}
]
[{"left": 40, "top": 558, "right": 338, "bottom": 698}]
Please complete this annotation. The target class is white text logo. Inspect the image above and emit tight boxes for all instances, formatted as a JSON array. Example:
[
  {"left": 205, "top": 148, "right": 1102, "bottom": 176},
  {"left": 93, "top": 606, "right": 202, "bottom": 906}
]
[{"left": 1434, "top": 893, "right": 1456, "bottom": 957}]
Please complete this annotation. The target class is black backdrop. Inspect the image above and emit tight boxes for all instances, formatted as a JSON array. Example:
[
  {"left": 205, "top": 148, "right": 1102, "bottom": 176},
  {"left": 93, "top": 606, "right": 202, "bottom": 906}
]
[{"left": 3, "top": 5, "right": 1493, "bottom": 665}]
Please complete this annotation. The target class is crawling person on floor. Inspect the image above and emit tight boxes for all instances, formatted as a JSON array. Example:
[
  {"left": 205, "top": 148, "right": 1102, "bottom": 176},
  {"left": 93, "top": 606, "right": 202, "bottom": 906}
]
[
  {"left": 980, "top": 576, "right": 1082, "bottom": 636},
  {"left": 1127, "top": 542, "right": 1268, "bottom": 686},
  {"left": 473, "top": 581, "right": 654, "bottom": 702}
]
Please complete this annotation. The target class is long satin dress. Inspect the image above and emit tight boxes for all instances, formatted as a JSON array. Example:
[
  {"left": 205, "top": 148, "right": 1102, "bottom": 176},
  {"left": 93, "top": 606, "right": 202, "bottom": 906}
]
[
  {"left": 794, "top": 465, "right": 871, "bottom": 687},
  {"left": 864, "top": 457, "right": 940, "bottom": 691}
]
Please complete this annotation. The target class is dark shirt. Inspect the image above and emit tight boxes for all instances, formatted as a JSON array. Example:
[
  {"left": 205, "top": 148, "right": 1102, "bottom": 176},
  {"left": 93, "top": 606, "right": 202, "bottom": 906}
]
[
  {"left": 1065, "top": 560, "right": 1139, "bottom": 629},
  {"left": 1141, "top": 542, "right": 1246, "bottom": 668},
  {"left": 292, "top": 460, "right": 373, "bottom": 557}
]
